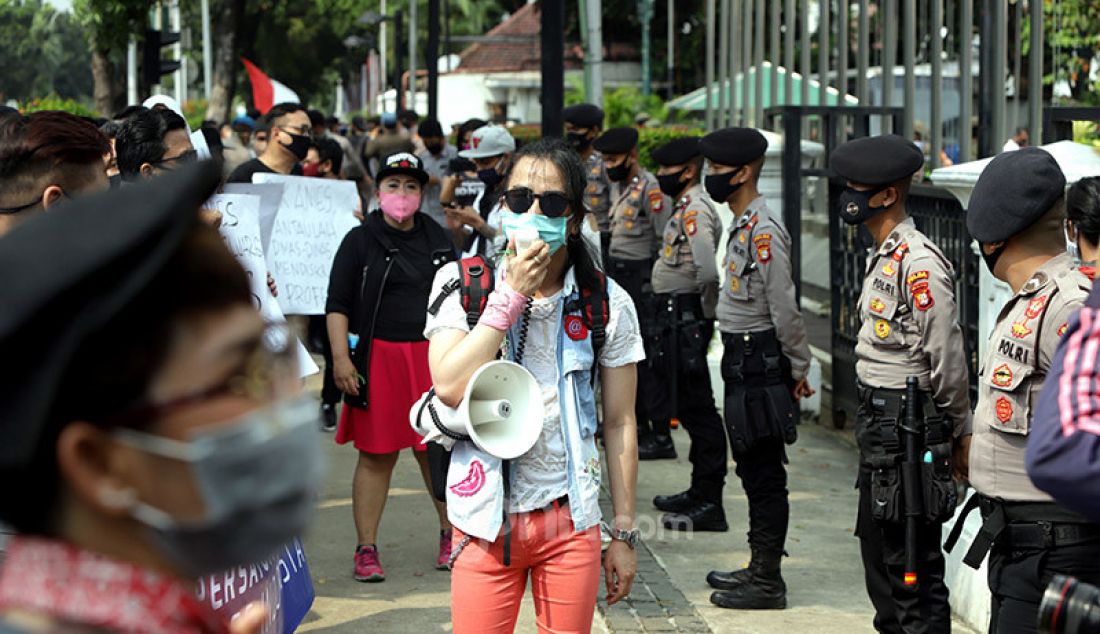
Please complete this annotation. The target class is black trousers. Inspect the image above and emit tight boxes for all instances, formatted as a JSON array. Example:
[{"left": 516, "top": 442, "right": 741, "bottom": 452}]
[
  {"left": 606, "top": 256, "right": 658, "bottom": 437},
  {"left": 987, "top": 533, "right": 1100, "bottom": 634},
  {"left": 308, "top": 315, "right": 340, "bottom": 406},
  {"left": 732, "top": 437, "right": 789, "bottom": 554},
  {"left": 649, "top": 318, "right": 727, "bottom": 504}
]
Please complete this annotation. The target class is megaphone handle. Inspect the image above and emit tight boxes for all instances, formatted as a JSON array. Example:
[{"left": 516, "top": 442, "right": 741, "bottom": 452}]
[{"left": 424, "top": 389, "right": 471, "bottom": 442}]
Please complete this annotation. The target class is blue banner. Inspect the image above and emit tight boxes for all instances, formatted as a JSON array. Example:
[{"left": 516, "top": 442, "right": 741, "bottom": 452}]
[{"left": 196, "top": 538, "right": 315, "bottom": 634}]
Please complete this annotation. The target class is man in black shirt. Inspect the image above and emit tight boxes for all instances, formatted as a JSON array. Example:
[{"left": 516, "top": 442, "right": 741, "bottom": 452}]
[{"left": 226, "top": 102, "right": 310, "bottom": 183}]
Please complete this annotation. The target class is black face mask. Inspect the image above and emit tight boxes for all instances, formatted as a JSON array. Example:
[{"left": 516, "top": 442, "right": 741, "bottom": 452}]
[
  {"left": 425, "top": 141, "right": 444, "bottom": 155},
  {"left": 704, "top": 169, "right": 743, "bottom": 203},
  {"left": 837, "top": 184, "right": 892, "bottom": 225},
  {"left": 478, "top": 162, "right": 504, "bottom": 188},
  {"left": 657, "top": 169, "right": 688, "bottom": 198},
  {"left": 280, "top": 132, "right": 311, "bottom": 161},
  {"left": 109, "top": 173, "right": 122, "bottom": 189},
  {"left": 606, "top": 160, "right": 632, "bottom": 182},
  {"left": 981, "top": 242, "right": 1007, "bottom": 274},
  {"left": 567, "top": 132, "right": 592, "bottom": 152}
]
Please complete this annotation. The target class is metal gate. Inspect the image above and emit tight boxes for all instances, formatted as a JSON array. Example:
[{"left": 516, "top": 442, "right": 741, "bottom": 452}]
[{"left": 766, "top": 105, "right": 979, "bottom": 429}]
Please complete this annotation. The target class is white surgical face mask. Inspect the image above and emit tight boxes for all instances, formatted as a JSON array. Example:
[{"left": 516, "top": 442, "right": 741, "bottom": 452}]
[{"left": 1066, "top": 220, "right": 1083, "bottom": 263}]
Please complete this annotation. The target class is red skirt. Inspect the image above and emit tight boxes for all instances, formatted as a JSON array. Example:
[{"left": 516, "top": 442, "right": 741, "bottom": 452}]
[{"left": 335, "top": 339, "right": 431, "bottom": 454}]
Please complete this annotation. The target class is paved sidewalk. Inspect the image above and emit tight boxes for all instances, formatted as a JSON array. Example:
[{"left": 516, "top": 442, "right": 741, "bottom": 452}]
[{"left": 295, "top": 364, "right": 976, "bottom": 632}]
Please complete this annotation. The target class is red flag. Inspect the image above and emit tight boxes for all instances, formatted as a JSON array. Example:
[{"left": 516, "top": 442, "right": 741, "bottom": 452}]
[{"left": 241, "top": 57, "right": 274, "bottom": 114}]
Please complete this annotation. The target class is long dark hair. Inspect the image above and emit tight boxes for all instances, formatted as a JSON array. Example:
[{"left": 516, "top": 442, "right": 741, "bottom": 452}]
[
  {"left": 507, "top": 137, "right": 603, "bottom": 295},
  {"left": 1068, "top": 176, "right": 1100, "bottom": 246}
]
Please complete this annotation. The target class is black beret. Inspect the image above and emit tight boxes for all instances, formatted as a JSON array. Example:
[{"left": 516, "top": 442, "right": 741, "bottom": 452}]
[
  {"left": 967, "top": 147, "right": 1066, "bottom": 243},
  {"left": 0, "top": 162, "right": 220, "bottom": 468},
  {"left": 651, "top": 137, "right": 701, "bottom": 166},
  {"left": 830, "top": 134, "right": 924, "bottom": 185},
  {"left": 418, "top": 119, "right": 444, "bottom": 137},
  {"left": 563, "top": 103, "right": 605, "bottom": 129},
  {"left": 592, "top": 127, "right": 639, "bottom": 155},
  {"left": 699, "top": 127, "right": 768, "bottom": 166}
]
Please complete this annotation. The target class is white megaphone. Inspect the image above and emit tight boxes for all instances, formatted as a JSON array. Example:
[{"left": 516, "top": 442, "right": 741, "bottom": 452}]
[{"left": 409, "top": 360, "right": 544, "bottom": 460}]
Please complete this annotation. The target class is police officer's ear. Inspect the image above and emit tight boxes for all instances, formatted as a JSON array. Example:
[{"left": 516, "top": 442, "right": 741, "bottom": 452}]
[{"left": 139, "top": 162, "right": 156, "bottom": 179}]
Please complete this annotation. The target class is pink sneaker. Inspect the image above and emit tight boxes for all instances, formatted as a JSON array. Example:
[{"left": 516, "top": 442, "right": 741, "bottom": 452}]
[
  {"left": 354, "top": 545, "right": 385, "bottom": 582},
  {"left": 436, "top": 529, "right": 454, "bottom": 570}
]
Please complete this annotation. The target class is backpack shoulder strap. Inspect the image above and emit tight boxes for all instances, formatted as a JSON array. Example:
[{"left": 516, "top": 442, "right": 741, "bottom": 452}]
[
  {"left": 458, "top": 255, "right": 495, "bottom": 329},
  {"left": 582, "top": 271, "right": 610, "bottom": 363}
]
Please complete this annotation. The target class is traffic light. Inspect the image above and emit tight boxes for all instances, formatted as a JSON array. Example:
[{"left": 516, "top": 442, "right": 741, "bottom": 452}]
[{"left": 143, "top": 29, "right": 180, "bottom": 87}]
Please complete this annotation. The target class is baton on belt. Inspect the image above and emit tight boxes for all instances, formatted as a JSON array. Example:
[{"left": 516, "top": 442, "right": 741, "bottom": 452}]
[{"left": 902, "top": 375, "right": 926, "bottom": 587}]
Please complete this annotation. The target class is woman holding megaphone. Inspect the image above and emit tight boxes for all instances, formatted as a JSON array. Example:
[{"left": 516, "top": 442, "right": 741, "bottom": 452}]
[{"left": 424, "top": 138, "right": 643, "bottom": 633}]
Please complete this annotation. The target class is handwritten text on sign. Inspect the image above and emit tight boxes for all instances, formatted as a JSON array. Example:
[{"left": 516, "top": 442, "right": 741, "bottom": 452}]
[
  {"left": 208, "top": 193, "right": 319, "bottom": 378},
  {"left": 255, "top": 174, "right": 360, "bottom": 314}
]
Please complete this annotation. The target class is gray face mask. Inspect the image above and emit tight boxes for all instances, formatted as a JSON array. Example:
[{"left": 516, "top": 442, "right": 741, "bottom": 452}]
[{"left": 113, "top": 395, "right": 326, "bottom": 577}]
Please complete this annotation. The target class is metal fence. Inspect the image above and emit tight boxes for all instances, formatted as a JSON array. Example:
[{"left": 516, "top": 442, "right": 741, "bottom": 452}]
[{"left": 702, "top": 0, "right": 1047, "bottom": 164}]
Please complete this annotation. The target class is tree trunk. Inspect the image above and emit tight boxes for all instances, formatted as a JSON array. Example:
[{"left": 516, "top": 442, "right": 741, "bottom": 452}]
[
  {"left": 90, "top": 34, "right": 115, "bottom": 116},
  {"left": 205, "top": 0, "right": 246, "bottom": 123}
]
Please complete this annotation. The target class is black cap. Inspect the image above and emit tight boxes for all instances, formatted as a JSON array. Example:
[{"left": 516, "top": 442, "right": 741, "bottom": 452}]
[
  {"left": 563, "top": 104, "right": 605, "bottom": 129},
  {"left": 0, "top": 162, "right": 220, "bottom": 468},
  {"left": 700, "top": 127, "right": 768, "bottom": 166},
  {"left": 377, "top": 151, "right": 429, "bottom": 185},
  {"left": 418, "top": 119, "right": 444, "bottom": 138},
  {"left": 651, "top": 137, "right": 702, "bottom": 166},
  {"left": 592, "top": 127, "right": 639, "bottom": 155},
  {"left": 967, "top": 147, "right": 1066, "bottom": 243},
  {"left": 830, "top": 134, "right": 924, "bottom": 185}
]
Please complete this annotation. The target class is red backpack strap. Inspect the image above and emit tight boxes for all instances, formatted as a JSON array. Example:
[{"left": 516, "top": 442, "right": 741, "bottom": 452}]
[
  {"left": 459, "top": 255, "right": 494, "bottom": 329},
  {"left": 581, "top": 271, "right": 610, "bottom": 362}
]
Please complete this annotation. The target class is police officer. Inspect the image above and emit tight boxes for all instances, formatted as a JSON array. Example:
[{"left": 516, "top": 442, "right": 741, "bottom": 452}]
[
  {"left": 831, "top": 134, "right": 971, "bottom": 634},
  {"left": 702, "top": 127, "right": 813, "bottom": 610},
  {"left": 646, "top": 137, "right": 728, "bottom": 527},
  {"left": 593, "top": 126, "right": 670, "bottom": 451},
  {"left": 945, "top": 147, "right": 1099, "bottom": 634},
  {"left": 564, "top": 103, "right": 611, "bottom": 255}
]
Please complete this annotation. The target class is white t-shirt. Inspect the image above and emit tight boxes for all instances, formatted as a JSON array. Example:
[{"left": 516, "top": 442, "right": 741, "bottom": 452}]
[{"left": 423, "top": 263, "right": 645, "bottom": 512}]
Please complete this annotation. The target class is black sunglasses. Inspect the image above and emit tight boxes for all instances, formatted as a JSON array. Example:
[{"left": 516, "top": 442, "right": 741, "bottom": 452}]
[
  {"left": 503, "top": 187, "right": 570, "bottom": 218},
  {"left": 153, "top": 150, "right": 198, "bottom": 168}
]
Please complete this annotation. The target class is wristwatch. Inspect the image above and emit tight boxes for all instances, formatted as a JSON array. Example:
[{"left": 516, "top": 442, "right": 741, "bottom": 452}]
[{"left": 608, "top": 527, "right": 641, "bottom": 549}]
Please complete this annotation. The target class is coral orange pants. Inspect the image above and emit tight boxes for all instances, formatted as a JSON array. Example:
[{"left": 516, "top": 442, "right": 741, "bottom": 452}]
[{"left": 450, "top": 503, "right": 602, "bottom": 634}]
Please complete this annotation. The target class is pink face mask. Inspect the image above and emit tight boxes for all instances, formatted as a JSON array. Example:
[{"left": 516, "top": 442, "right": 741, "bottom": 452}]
[{"left": 378, "top": 192, "right": 420, "bottom": 223}]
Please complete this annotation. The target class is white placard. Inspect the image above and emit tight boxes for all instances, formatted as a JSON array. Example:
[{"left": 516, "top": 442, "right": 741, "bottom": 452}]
[
  {"left": 254, "top": 174, "right": 360, "bottom": 315},
  {"left": 208, "top": 193, "right": 319, "bottom": 379},
  {"left": 222, "top": 182, "right": 285, "bottom": 252}
]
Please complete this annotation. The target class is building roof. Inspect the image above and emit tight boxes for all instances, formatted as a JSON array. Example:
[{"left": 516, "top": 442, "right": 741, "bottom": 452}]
[{"left": 457, "top": 2, "right": 584, "bottom": 73}]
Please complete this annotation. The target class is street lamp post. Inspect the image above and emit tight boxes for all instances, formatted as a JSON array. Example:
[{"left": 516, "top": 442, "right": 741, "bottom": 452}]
[
  {"left": 638, "top": 0, "right": 654, "bottom": 96},
  {"left": 360, "top": 9, "right": 405, "bottom": 110}
]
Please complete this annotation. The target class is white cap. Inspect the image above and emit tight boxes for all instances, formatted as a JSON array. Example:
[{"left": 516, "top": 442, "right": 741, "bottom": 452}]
[{"left": 459, "top": 125, "right": 516, "bottom": 159}]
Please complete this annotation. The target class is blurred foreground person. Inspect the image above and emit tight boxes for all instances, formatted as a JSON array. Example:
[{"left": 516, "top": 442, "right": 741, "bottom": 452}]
[
  {"left": 0, "top": 111, "right": 110, "bottom": 237},
  {"left": 0, "top": 163, "right": 324, "bottom": 633}
]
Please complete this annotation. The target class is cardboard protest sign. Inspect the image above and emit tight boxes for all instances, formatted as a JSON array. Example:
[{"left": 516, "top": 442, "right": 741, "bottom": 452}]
[
  {"left": 222, "top": 182, "right": 285, "bottom": 252},
  {"left": 208, "top": 193, "right": 318, "bottom": 378},
  {"left": 197, "top": 539, "right": 315, "bottom": 634},
  {"left": 254, "top": 174, "right": 360, "bottom": 315}
]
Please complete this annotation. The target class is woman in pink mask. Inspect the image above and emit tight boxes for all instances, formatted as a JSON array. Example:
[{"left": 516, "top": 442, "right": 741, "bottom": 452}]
[{"left": 326, "top": 152, "right": 458, "bottom": 582}]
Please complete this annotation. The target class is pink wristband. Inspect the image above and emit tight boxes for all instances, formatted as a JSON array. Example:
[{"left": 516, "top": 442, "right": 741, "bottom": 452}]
[{"left": 479, "top": 282, "right": 528, "bottom": 331}]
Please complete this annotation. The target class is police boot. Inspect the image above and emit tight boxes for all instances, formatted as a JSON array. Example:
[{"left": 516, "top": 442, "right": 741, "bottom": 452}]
[
  {"left": 706, "top": 548, "right": 765, "bottom": 591},
  {"left": 661, "top": 501, "right": 728, "bottom": 532},
  {"left": 638, "top": 433, "right": 677, "bottom": 460},
  {"left": 709, "top": 553, "right": 787, "bottom": 610},
  {"left": 653, "top": 490, "right": 697, "bottom": 513}
]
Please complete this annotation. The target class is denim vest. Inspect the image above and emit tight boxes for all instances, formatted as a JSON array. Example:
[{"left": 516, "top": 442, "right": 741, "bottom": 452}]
[{"left": 445, "top": 268, "right": 603, "bottom": 541}]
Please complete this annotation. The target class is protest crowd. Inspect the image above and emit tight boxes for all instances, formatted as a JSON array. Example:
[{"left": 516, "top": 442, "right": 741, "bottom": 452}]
[{"left": 3, "top": 78, "right": 1100, "bottom": 634}]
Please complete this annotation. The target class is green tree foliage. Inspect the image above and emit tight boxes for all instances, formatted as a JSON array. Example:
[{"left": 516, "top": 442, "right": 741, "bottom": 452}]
[
  {"left": 0, "top": 0, "right": 95, "bottom": 104},
  {"left": 1043, "top": 0, "right": 1100, "bottom": 102}
]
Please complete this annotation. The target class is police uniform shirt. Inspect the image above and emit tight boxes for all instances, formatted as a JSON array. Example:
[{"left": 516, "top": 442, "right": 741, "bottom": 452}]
[
  {"left": 608, "top": 169, "right": 669, "bottom": 261},
  {"left": 717, "top": 195, "right": 812, "bottom": 380},
  {"left": 584, "top": 151, "right": 611, "bottom": 233},
  {"left": 855, "top": 218, "right": 972, "bottom": 436},
  {"left": 651, "top": 183, "right": 722, "bottom": 316},
  {"left": 971, "top": 252, "right": 1090, "bottom": 501}
]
